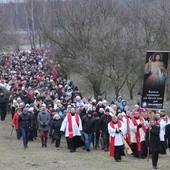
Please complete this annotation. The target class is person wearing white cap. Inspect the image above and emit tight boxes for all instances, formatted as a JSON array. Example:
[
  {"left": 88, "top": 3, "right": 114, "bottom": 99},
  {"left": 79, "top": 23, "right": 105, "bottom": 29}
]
[
  {"left": 102, "top": 100, "right": 108, "bottom": 107},
  {"left": 11, "top": 97, "right": 19, "bottom": 118},
  {"left": 50, "top": 114, "right": 62, "bottom": 149},
  {"left": 25, "top": 103, "right": 30, "bottom": 108},
  {"left": 96, "top": 101, "right": 105, "bottom": 115},
  {"left": 75, "top": 96, "right": 84, "bottom": 109},
  {"left": 110, "top": 104, "right": 117, "bottom": 116},
  {"left": 19, "top": 102, "right": 25, "bottom": 110},
  {"left": 98, "top": 108, "right": 105, "bottom": 118},
  {"left": 115, "top": 96, "right": 123, "bottom": 108}
]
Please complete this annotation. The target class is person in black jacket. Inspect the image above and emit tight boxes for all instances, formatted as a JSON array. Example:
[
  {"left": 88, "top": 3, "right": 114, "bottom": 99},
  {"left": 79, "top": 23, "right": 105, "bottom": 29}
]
[
  {"left": 18, "top": 108, "right": 32, "bottom": 149},
  {"left": 28, "top": 107, "right": 38, "bottom": 141},
  {"left": 146, "top": 119, "right": 162, "bottom": 169},
  {"left": 0, "top": 89, "right": 9, "bottom": 121},
  {"left": 50, "top": 114, "right": 62, "bottom": 149},
  {"left": 92, "top": 112, "right": 101, "bottom": 149},
  {"left": 82, "top": 110, "right": 95, "bottom": 151},
  {"left": 100, "top": 108, "right": 112, "bottom": 151}
]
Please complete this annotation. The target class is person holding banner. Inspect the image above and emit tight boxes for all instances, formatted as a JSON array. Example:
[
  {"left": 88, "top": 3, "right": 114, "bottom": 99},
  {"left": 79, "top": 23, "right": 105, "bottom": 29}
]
[
  {"left": 145, "top": 52, "right": 166, "bottom": 87},
  {"left": 108, "top": 115, "right": 126, "bottom": 162}
]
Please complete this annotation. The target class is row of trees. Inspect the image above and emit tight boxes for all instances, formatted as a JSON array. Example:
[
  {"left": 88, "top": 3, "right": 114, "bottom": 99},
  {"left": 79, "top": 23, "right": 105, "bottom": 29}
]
[{"left": 0, "top": 0, "right": 170, "bottom": 100}]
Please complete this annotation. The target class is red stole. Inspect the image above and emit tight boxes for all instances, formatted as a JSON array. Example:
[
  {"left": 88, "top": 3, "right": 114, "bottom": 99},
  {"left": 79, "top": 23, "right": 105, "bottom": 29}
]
[
  {"left": 67, "top": 113, "right": 79, "bottom": 138},
  {"left": 132, "top": 116, "right": 146, "bottom": 151},
  {"left": 109, "top": 120, "right": 121, "bottom": 157}
]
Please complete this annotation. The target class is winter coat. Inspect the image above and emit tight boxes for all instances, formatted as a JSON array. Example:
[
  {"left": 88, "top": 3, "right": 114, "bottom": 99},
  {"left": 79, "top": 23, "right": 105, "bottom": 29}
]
[
  {"left": 29, "top": 111, "right": 38, "bottom": 128},
  {"left": 94, "top": 116, "right": 101, "bottom": 132},
  {"left": 44, "top": 99, "right": 54, "bottom": 108},
  {"left": 12, "top": 112, "right": 19, "bottom": 129},
  {"left": 100, "top": 114, "right": 112, "bottom": 132},
  {"left": 119, "top": 100, "right": 126, "bottom": 112},
  {"left": 18, "top": 113, "right": 32, "bottom": 128},
  {"left": 80, "top": 108, "right": 87, "bottom": 119},
  {"left": 37, "top": 111, "right": 50, "bottom": 131},
  {"left": 20, "top": 94, "right": 31, "bottom": 105},
  {"left": 0, "top": 94, "right": 8, "bottom": 107},
  {"left": 146, "top": 125, "right": 161, "bottom": 152},
  {"left": 50, "top": 119, "right": 62, "bottom": 139},
  {"left": 82, "top": 115, "right": 95, "bottom": 134}
]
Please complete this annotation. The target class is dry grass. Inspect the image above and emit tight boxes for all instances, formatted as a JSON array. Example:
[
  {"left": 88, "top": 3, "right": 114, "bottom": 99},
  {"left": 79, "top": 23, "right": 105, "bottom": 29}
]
[{"left": 0, "top": 114, "right": 170, "bottom": 170}]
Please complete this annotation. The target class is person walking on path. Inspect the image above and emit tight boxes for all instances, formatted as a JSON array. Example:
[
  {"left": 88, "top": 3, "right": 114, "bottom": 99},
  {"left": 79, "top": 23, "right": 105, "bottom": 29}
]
[
  {"left": 37, "top": 107, "right": 51, "bottom": 147},
  {"left": 49, "top": 114, "right": 62, "bottom": 149},
  {"left": 146, "top": 119, "right": 162, "bottom": 169},
  {"left": 18, "top": 108, "right": 32, "bottom": 149},
  {"left": 60, "top": 107, "right": 84, "bottom": 152}
]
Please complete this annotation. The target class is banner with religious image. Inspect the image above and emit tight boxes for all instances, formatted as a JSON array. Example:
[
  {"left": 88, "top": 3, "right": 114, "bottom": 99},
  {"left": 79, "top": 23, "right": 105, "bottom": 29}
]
[{"left": 141, "top": 51, "right": 169, "bottom": 109}]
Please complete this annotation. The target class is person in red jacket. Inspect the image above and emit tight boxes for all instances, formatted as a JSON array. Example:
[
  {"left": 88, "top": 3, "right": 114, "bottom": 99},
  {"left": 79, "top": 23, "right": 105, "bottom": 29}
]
[{"left": 11, "top": 108, "right": 22, "bottom": 139}]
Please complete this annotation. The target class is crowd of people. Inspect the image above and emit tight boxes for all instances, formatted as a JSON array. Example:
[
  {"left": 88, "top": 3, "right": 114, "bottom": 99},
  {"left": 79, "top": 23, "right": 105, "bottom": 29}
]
[{"left": 0, "top": 50, "right": 170, "bottom": 169}]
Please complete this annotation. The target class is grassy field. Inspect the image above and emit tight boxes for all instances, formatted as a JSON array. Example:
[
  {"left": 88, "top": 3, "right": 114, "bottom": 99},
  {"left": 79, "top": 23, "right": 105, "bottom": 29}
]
[{"left": 0, "top": 114, "right": 170, "bottom": 170}]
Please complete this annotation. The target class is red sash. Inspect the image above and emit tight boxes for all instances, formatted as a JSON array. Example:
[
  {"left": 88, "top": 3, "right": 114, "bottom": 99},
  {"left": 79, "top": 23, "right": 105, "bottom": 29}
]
[
  {"left": 132, "top": 116, "right": 146, "bottom": 151},
  {"left": 68, "top": 113, "right": 79, "bottom": 138},
  {"left": 109, "top": 120, "right": 121, "bottom": 157}
]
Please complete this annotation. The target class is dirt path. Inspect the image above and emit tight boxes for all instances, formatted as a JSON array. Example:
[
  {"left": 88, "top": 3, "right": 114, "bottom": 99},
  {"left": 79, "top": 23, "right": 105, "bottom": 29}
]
[{"left": 0, "top": 114, "right": 170, "bottom": 170}]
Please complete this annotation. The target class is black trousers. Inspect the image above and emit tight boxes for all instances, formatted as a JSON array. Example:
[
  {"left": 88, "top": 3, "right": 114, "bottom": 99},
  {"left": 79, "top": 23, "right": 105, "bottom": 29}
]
[
  {"left": 152, "top": 151, "right": 159, "bottom": 167},
  {"left": 166, "top": 136, "right": 170, "bottom": 149},
  {"left": 102, "top": 131, "right": 109, "bottom": 150},
  {"left": 160, "top": 141, "right": 167, "bottom": 154},
  {"left": 92, "top": 131, "right": 100, "bottom": 148},
  {"left": 131, "top": 141, "right": 147, "bottom": 158},
  {"left": 66, "top": 136, "right": 84, "bottom": 151},
  {"left": 29, "top": 129, "right": 34, "bottom": 141},
  {"left": 0, "top": 106, "right": 7, "bottom": 121},
  {"left": 114, "top": 145, "right": 124, "bottom": 161},
  {"left": 11, "top": 107, "right": 16, "bottom": 119},
  {"left": 66, "top": 137, "right": 77, "bottom": 151},
  {"left": 55, "top": 139, "right": 61, "bottom": 147},
  {"left": 165, "top": 124, "right": 170, "bottom": 149},
  {"left": 16, "top": 128, "right": 22, "bottom": 140}
]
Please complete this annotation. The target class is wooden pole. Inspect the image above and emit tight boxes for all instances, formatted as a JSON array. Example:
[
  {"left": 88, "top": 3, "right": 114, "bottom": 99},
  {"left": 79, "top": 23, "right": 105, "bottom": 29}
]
[{"left": 147, "top": 110, "right": 152, "bottom": 162}]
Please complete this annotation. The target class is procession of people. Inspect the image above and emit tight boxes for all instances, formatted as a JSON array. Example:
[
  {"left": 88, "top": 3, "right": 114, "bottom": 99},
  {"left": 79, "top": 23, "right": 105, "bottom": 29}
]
[{"left": 0, "top": 49, "right": 170, "bottom": 169}]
